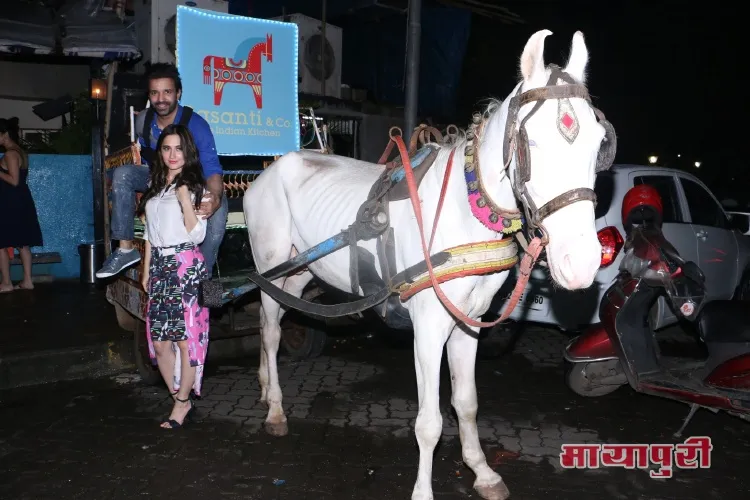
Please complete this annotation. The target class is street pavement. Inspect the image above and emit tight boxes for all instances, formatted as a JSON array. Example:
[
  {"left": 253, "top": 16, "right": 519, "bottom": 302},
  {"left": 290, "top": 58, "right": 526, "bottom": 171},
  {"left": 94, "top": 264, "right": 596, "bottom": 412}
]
[{"left": 1, "top": 324, "right": 748, "bottom": 500}]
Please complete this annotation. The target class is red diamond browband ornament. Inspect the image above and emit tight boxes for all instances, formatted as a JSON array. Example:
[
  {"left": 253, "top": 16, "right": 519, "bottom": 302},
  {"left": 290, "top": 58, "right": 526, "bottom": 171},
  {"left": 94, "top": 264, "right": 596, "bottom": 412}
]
[
  {"left": 561, "top": 113, "right": 575, "bottom": 130},
  {"left": 557, "top": 97, "right": 579, "bottom": 144}
]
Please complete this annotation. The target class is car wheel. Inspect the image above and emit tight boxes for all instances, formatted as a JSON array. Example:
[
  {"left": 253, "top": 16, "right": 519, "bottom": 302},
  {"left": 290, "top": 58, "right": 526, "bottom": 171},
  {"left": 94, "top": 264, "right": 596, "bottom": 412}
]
[
  {"left": 734, "top": 271, "right": 750, "bottom": 301},
  {"left": 565, "top": 361, "right": 624, "bottom": 397}
]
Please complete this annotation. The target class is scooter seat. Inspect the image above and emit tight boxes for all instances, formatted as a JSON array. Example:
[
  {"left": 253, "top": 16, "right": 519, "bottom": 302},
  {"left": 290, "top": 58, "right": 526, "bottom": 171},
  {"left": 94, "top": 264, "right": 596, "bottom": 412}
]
[{"left": 698, "top": 300, "right": 750, "bottom": 343}]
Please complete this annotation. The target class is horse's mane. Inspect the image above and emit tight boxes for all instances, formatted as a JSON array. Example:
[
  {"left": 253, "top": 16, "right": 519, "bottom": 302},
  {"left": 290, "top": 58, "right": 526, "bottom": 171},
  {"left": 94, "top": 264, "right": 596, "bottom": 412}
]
[{"left": 429, "top": 97, "right": 504, "bottom": 153}]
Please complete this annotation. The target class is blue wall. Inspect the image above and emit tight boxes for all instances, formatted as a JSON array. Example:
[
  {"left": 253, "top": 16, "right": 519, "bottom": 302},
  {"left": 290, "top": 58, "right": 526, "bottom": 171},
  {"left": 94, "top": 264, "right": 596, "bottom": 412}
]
[{"left": 6, "top": 154, "right": 93, "bottom": 279}]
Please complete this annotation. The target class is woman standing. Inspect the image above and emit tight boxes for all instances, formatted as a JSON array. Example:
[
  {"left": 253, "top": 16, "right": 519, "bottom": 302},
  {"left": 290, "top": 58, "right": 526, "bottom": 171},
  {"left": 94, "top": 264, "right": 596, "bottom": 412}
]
[
  {"left": 138, "top": 124, "right": 210, "bottom": 429},
  {"left": 0, "top": 117, "right": 44, "bottom": 293}
]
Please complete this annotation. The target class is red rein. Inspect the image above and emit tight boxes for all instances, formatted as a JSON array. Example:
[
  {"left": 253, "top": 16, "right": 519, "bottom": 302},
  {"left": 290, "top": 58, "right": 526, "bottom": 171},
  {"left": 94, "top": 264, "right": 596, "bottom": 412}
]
[{"left": 391, "top": 133, "right": 544, "bottom": 328}]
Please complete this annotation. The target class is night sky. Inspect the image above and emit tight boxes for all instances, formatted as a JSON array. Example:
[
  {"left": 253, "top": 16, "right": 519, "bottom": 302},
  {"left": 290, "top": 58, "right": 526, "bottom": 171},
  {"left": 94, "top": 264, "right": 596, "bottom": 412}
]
[{"left": 456, "top": 1, "right": 744, "bottom": 202}]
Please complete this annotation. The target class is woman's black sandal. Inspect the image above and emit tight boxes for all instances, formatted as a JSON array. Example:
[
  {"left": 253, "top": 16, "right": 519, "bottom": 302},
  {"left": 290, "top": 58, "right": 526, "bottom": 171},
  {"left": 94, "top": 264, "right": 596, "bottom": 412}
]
[{"left": 161, "top": 395, "right": 194, "bottom": 429}]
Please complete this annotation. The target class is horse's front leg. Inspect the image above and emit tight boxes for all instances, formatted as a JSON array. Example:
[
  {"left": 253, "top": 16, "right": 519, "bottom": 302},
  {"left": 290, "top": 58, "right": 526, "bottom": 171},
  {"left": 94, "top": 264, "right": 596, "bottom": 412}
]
[
  {"left": 447, "top": 326, "right": 510, "bottom": 500},
  {"left": 258, "top": 341, "right": 269, "bottom": 406},
  {"left": 411, "top": 302, "right": 455, "bottom": 500}
]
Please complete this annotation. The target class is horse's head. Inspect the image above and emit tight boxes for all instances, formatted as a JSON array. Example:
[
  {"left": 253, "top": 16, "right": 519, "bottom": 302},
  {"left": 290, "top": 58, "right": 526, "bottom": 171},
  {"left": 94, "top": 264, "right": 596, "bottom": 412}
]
[{"left": 505, "top": 30, "right": 616, "bottom": 290}]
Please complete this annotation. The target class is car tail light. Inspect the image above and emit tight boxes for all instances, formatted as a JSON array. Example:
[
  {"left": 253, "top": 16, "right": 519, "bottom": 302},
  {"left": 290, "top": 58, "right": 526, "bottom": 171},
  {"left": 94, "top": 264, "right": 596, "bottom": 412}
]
[{"left": 598, "top": 226, "right": 624, "bottom": 268}]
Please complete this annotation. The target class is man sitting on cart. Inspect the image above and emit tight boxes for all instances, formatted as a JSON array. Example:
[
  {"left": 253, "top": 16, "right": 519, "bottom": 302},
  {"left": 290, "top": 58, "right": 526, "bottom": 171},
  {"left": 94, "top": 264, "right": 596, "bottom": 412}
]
[{"left": 97, "top": 63, "right": 228, "bottom": 279}]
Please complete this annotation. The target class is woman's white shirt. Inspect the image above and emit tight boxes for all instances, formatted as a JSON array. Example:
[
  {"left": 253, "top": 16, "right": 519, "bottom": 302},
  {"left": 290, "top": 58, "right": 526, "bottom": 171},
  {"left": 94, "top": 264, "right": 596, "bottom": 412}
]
[{"left": 143, "top": 185, "right": 206, "bottom": 247}]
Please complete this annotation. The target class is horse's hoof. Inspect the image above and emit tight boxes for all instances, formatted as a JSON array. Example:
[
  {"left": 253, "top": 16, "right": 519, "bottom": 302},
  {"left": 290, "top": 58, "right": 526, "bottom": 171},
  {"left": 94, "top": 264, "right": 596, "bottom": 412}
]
[
  {"left": 257, "top": 398, "right": 268, "bottom": 408},
  {"left": 410, "top": 487, "right": 434, "bottom": 500},
  {"left": 264, "top": 420, "right": 288, "bottom": 437},
  {"left": 475, "top": 480, "right": 510, "bottom": 500}
]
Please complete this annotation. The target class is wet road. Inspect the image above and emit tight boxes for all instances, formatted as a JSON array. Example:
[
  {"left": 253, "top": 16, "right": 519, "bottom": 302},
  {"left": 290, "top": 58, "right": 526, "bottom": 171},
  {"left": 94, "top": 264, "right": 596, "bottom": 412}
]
[{"left": 1, "top": 328, "right": 748, "bottom": 500}]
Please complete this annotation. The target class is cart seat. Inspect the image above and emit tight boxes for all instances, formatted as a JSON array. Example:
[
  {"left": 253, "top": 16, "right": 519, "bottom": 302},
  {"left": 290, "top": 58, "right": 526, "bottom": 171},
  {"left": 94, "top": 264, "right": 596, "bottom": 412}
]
[{"left": 227, "top": 211, "right": 246, "bottom": 228}]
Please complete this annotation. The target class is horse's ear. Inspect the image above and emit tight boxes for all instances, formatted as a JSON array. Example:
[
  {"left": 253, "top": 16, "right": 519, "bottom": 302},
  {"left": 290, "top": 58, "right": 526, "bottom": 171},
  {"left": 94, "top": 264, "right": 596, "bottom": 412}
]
[
  {"left": 563, "top": 31, "right": 589, "bottom": 84},
  {"left": 520, "top": 29, "right": 552, "bottom": 84}
]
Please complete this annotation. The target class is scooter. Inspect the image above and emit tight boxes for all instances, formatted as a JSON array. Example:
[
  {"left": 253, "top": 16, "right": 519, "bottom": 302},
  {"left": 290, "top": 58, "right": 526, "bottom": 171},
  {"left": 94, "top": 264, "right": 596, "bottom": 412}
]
[{"left": 564, "top": 218, "right": 750, "bottom": 437}]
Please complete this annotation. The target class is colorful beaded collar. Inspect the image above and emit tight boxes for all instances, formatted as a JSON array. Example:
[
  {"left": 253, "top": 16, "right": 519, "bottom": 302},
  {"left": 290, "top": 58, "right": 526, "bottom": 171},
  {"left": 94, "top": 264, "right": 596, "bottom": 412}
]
[{"left": 462, "top": 113, "right": 524, "bottom": 234}]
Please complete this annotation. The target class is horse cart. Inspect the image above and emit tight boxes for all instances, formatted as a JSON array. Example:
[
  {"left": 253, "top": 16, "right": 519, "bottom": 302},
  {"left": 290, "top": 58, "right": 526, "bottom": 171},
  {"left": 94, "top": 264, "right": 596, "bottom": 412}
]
[
  {"left": 97, "top": 7, "right": 620, "bottom": 498},
  {"left": 194, "top": 28, "right": 617, "bottom": 500},
  {"left": 102, "top": 119, "right": 332, "bottom": 385}
]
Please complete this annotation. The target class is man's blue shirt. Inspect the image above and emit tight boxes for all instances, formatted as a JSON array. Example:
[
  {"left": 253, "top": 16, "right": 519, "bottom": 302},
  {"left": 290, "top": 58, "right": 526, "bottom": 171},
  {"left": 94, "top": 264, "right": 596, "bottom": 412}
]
[{"left": 138, "top": 105, "right": 223, "bottom": 178}]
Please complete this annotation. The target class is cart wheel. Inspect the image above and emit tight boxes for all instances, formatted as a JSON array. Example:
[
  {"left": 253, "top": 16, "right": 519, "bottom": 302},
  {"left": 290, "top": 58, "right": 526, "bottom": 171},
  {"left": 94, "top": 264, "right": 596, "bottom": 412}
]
[
  {"left": 477, "top": 321, "right": 520, "bottom": 360},
  {"left": 281, "top": 322, "right": 327, "bottom": 360},
  {"left": 134, "top": 320, "right": 162, "bottom": 385},
  {"left": 565, "top": 361, "right": 622, "bottom": 397},
  {"left": 114, "top": 303, "right": 138, "bottom": 332}
]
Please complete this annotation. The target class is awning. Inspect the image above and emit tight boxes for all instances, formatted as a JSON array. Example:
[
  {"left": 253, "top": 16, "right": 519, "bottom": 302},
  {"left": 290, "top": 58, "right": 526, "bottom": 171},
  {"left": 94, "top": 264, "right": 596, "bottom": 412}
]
[
  {"left": 0, "top": 1, "right": 140, "bottom": 61},
  {"left": 0, "top": 18, "right": 55, "bottom": 55},
  {"left": 60, "top": 23, "right": 141, "bottom": 60}
]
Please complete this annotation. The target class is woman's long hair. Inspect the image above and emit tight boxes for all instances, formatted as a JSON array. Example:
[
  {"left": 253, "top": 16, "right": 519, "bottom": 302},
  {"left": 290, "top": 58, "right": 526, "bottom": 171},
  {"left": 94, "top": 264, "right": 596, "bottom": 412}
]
[{"left": 137, "top": 124, "right": 204, "bottom": 216}]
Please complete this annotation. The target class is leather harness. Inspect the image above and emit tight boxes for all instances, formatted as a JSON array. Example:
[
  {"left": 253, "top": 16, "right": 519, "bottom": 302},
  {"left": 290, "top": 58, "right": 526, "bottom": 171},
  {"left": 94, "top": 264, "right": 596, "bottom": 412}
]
[{"left": 200, "top": 65, "right": 618, "bottom": 329}]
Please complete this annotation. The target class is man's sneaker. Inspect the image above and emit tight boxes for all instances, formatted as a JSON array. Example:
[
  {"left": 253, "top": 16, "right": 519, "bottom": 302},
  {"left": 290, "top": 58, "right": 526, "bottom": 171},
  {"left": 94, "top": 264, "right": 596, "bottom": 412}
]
[{"left": 95, "top": 249, "right": 141, "bottom": 279}]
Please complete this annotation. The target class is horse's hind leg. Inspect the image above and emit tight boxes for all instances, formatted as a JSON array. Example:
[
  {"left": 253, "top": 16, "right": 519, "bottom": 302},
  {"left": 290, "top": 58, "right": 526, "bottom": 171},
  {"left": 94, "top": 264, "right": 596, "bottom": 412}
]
[
  {"left": 257, "top": 267, "right": 313, "bottom": 437},
  {"left": 446, "top": 326, "right": 509, "bottom": 500},
  {"left": 256, "top": 247, "right": 309, "bottom": 407},
  {"left": 244, "top": 162, "right": 312, "bottom": 435},
  {"left": 257, "top": 287, "right": 287, "bottom": 436}
]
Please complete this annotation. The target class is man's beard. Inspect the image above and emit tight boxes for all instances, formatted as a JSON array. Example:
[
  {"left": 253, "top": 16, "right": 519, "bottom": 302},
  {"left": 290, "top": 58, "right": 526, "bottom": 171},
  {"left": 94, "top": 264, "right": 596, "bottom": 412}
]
[{"left": 153, "top": 101, "right": 177, "bottom": 117}]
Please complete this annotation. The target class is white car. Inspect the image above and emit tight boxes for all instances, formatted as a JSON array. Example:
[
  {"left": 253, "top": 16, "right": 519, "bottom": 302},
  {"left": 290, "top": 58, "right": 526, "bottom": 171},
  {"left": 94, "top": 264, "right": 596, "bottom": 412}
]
[{"left": 491, "top": 164, "right": 750, "bottom": 331}]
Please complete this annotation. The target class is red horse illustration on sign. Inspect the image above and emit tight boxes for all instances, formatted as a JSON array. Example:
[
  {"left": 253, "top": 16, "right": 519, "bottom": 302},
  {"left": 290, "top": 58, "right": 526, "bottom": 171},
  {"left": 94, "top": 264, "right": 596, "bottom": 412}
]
[{"left": 202, "top": 34, "right": 273, "bottom": 107}]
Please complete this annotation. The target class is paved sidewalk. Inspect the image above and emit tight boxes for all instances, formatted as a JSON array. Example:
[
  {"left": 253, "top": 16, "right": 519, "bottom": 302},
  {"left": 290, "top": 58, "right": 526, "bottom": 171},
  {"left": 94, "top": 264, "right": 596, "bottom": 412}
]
[{"left": 1, "top": 331, "right": 746, "bottom": 500}]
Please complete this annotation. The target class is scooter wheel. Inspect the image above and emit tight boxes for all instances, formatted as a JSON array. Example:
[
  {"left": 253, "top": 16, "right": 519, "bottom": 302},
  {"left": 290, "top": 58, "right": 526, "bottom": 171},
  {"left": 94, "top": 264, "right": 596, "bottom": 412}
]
[{"left": 565, "top": 361, "right": 622, "bottom": 397}]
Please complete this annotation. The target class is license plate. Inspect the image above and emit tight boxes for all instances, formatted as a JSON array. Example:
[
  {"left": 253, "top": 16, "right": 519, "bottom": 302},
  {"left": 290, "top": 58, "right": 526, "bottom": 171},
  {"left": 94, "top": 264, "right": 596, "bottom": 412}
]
[{"left": 503, "top": 292, "right": 545, "bottom": 310}]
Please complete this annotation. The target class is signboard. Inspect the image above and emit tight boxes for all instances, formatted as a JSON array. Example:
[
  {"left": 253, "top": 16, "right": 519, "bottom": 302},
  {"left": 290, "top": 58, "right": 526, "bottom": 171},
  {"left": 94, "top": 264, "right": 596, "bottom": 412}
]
[{"left": 176, "top": 7, "right": 300, "bottom": 156}]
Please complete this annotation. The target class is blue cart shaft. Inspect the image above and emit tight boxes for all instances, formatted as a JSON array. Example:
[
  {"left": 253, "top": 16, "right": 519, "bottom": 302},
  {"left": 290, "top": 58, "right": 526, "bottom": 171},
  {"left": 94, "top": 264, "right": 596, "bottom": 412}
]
[{"left": 218, "top": 231, "right": 351, "bottom": 305}]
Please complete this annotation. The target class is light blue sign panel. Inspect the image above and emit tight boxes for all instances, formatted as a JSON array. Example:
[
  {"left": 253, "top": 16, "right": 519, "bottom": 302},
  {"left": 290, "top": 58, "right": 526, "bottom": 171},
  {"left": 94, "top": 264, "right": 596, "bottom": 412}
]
[{"left": 176, "top": 7, "right": 299, "bottom": 156}]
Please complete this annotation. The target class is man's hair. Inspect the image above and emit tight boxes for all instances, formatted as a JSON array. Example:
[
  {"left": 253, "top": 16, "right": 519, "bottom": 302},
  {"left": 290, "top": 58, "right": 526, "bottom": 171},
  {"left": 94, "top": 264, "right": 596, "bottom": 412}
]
[{"left": 146, "top": 63, "right": 182, "bottom": 93}]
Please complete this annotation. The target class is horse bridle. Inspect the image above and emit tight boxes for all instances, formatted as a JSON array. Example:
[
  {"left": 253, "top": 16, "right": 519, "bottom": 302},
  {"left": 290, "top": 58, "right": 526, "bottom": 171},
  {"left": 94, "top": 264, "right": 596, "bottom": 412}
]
[{"left": 502, "top": 64, "right": 617, "bottom": 241}]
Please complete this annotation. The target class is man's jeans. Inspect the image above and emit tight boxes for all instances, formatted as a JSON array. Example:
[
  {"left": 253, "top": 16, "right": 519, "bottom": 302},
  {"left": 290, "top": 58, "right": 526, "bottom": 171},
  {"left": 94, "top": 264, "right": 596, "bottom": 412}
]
[{"left": 110, "top": 164, "right": 228, "bottom": 277}]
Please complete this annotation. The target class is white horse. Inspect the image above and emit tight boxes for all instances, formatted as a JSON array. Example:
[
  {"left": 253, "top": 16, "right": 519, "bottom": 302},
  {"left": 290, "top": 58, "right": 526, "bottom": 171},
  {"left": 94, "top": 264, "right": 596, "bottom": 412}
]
[{"left": 243, "top": 30, "right": 613, "bottom": 500}]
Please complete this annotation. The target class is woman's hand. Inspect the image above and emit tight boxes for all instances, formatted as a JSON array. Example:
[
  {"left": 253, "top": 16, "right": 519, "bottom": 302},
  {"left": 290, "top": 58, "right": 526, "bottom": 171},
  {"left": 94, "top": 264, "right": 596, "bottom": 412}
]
[
  {"left": 176, "top": 185, "right": 192, "bottom": 206},
  {"left": 141, "top": 268, "right": 150, "bottom": 292},
  {"left": 177, "top": 185, "right": 205, "bottom": 242},
  {"left": 141, "top": 240, "right": 151, "bottom": 292}
]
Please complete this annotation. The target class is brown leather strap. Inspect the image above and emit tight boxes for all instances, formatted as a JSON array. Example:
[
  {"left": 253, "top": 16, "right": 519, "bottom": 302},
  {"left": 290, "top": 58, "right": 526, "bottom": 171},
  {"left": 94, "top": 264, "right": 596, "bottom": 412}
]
[
  {"left": 517, "top": 84, "right": 590, "bottom": 107},
  {"left": 536, "top": 188, "right": 597, "bottom": 221},
  {"left": 379, "top": 124, "right": 446, "bottom": 169},
  {"left": 409, "top": 124, "right": 443, "bottom": 153}
]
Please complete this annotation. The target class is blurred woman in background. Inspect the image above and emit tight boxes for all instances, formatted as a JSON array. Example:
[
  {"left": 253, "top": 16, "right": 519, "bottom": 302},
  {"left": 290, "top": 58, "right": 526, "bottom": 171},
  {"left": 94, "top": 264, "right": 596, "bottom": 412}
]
[{"left": 0, "top": 117, "right": 44, "bottom": 293}]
